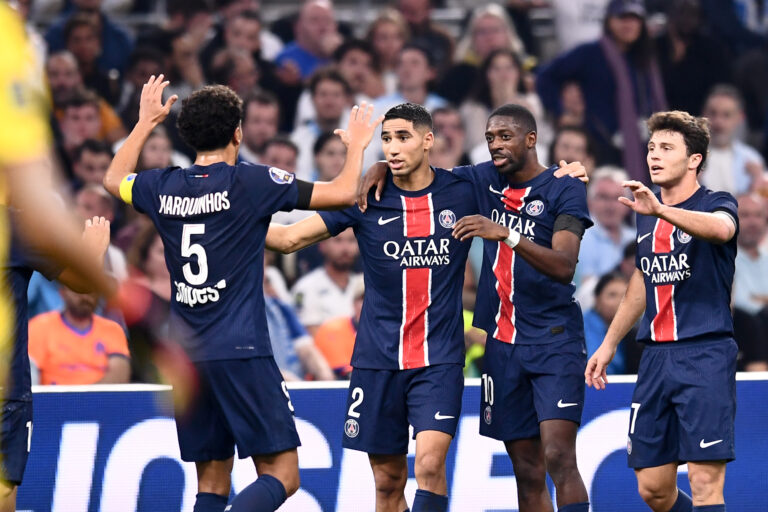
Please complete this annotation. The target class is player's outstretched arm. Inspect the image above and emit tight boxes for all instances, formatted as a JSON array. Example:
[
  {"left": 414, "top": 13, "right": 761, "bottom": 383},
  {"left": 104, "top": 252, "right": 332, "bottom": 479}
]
[
  {"left": 57, "top": 216, "right": 115, "bottom": 293},
  {"left": 103, "top": 74, "right": 177, "bottom": 198},
  {"left": 620, "top": 180, "right": 736, "bottom": 243},
  {"left": 553, "top": 160, "right": 590, "bottom": 184},
  {"left": 452, "top": 215, "right": 581, "bottom": 284},
  {"left": 586, "top": 268, "right": 646, "bottom": 389},
  {"left": 266, "top": 214, "right": 332, "bottom": 254},
  {"left": 308, "top": 102, "right": 384, "bottom": 210}
]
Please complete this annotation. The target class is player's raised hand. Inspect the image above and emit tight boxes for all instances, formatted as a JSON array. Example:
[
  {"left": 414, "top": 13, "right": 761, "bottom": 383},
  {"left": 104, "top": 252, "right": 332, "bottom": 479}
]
[
  {"left": 452, "top": 215, "right": 509, "bottom": 242},
  {"left": 620, "top": 180, "right": 663, "bottom": 216},
  {"left": 82, "top": 216, "right": 110, "bottom": 260},
  {"left": 139, "top": 74, "right": 178, "bottom": 126},
  {"left": 334, "top": 102, "right": 384, "bottom": 149},
  {"left": 356, "top": 161, "right": 388, "bottom": 212},
  {"left": 554, "top": 160, "right": 589, "bottom": 184},
  {"left": 585, "top": 344, "right": 615, "bottom": 390}
]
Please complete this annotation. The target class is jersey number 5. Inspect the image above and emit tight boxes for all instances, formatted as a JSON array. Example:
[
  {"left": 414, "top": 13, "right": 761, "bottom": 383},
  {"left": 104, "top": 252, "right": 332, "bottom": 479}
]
[{"left": 182, "top": 224, "right": 208, "bottom": 285}]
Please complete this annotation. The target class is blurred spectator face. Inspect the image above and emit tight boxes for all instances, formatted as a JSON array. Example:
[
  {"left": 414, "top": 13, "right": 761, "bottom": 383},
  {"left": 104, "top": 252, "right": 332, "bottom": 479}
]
[
  {"left": 228, "top": 52, "right": 259, "bottom": 96},
  {"left": 703, "top": 94, "right": 743, "bottom": 147},
  {"left": 487, "top": 52, "right": 520, "bottom": 91},
  {"left": 552, "top": 130, "right": 589, "bottom": 168},
  {"left": 737, "top": 195, "right": 767, "bottom": 249},
  {"left": 243, "top": 102, "right": 279, "bottom": 153},
  {"left": 370, "top": 20, "right": 405, "bottom": 68},
  {"left": 225, "top": 15, "right": 261, "bottom": 54},
  {"left": 296, "top": 1, "right": 337, "bottom": 49},
  {"left": 433, "top": 109, "right": 465, "bottom": 154},
  {"left": 607, "top": 15, "right": 643, "bottom": 46},
  {"left": 589, "top": 177, "right": 627, "bottom": 230},
  {"left": 668, "top": 0, "right": 701, "bottom": 38},
  {"left": 73, "top": 146, "right": 111, "bottom": 185},
  {"left": 75, "top": 186, "right": 114, "bottom": 222},
  {"left": 66, "top": 24, "right": 102, "bottom": 66},
  {"left": 338, "top": 48, "right": 374, "bottom": 94},
  {"left": 312, "top": 79, "right": 348, "bottom": 124},
  {"left": 396, "top": 48, "right": 434, "bottom": 91},
  {"left": 221, "top": 0, "right": 261, "bottom": 19},
  {"left": 472, "top": 14, "right": 510, "bottom": 60},
  {"left": 127, "top": 56, "right": 162, "bottom": 90},
  {"left": 595, "top": 277, "right": 627, "bottom": 324},
  {"left": 398, "top": 0, "right": 430, "bottom": 26},
  {"left": 319, "top": 227, "right": 358, "bottom": 271},
  {"left": 315, "top": 136, "right": 346, "bottom": 182},
  {"left": 429, "top": 134, "right": 455, "bottom": 170},
  {"left": 262, "top": 143, "right": 298, "bottom": 173},
  {"left": 73, "top": 0, "right": 102, "bottom": 12},
  {"left": 140, "top": 132, "right": 173, "bottom": 170},
  {"left": 61, "top": 104, "right": 101, "bottom": 148},
  {"left": 559, "top": 82, "right": 586, "bottom": 124},
  {"left": 47, "top": 53, "right": 82, "bottom": 106},
  {"left": 60, "top": 287, "right": 99, "bottom": 319}
]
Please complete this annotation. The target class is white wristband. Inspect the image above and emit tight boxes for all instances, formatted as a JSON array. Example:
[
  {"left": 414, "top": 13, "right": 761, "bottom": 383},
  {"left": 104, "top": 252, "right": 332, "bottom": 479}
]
[{"left": 503, "top": 229, "right": 521, "bottom": 248}]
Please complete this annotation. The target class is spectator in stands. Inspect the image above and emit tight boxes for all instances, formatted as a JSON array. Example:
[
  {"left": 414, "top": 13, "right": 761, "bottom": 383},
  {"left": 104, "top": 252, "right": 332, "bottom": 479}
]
[
  {"left": 432, "top": 107, "right": 472, "bottom": 168},
  {"left": 441, "top": 4, "right": 526, "bottom": 106},
  {"left": 734, "top": 38, "right": 768, "bottom": 139},
  {"left": 556, "top": 81, "right": 588, "bottom": 128},
  {"left": 334, "top": 39, "right": 385, "bottom": 102},
  {"left": 314, "top": 132, "right": 346, "bottom": 182},
  {"left": 578, "top": 166, "right": 634, "bottom": 284},
  {"left": 239, "top": 90, "right": 281, "bottom": 165},
  {"left": 275, "top": 0, "right": 342, "bottom": 80},
  {"left": 655, "top": 0, "right": 731, "bottom": 116},
  {"left": 165, "top": 32, "right": 206, "bottom": 114},
  {"left": 700, "top": 85, "right": 767, "bottom": 195},
  {"left": 71, "top": 139, "right": 112, "bottom": 188},
  {"left": 366, "top": 8, "right": 409, "bottom": 95},
  {"left": 116, "top": 47, "right": 165, "bottom": 126},
  {"left": 537, "top": 0, "right": 667, "bottom": 182},
  {"left": 57, "top": 89, "right": 104, "bottom": 160},
  {"left": 28, "top": 286, "right": 130, "bottom": 385},
  {"left": 135, "top": 126, "right": 176, "bottom": 171},
  {"left": 161, "top": 0, "right": 214, "bottom": 54},
  {"left": 47, "top": 51, "right": 126, "bottom": 145},
  {"left": 733, "top": 194, "right": 768, "bottom": 371},
  {"left": 396, "top": 0, "right": 454, "bottom": 75},
  {"left": 264, "top": 273, "right": 335, "bottom": 381},
  {"left": 583, "top": 271, "right": 633, "bottom": 374},
  {"left": 63, "top": 13, "right": 121, "bottom": 105},
  {"left": 313, "top": 277, "right": 364, "bottom": 378},
  {"left": 75, "top": 185, "right": 129, "bottom": 282},
  {"left": 291, "top": 227, "right": 361, "bottom": 336},
  {"left": 261, "top": 137, "right": 299, "bottom": 175},
  {"left": 45, "top": 0, "right": 134, "bottom": 74},
  {"left": 548, "top": 125, "right": 596, "bottom": 175},
  {"left": 291, "top": 69, "right": 353, "bottom": 181},
  {"left": 550, "top": 0, "right": 610, "bottom": 52},
  {"left": 210, "top": 48, "right": 260, "bottom": 97}
]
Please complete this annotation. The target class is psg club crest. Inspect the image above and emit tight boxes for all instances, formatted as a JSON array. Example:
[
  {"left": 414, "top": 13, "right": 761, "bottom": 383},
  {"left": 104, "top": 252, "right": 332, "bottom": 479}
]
[
  {"left": 484, "top": 406, "right": 492, "bottom": 425},
  {"left": 525, "top": 200, "right": 544, "bottom": 217},
  {"left": 344, "top": 419, "right": 360, "bottom": 438},
  {"left": 676, "top": 229, "right": 692, "bottom": 244},
  {"left": 269, "top": 167, "right": 295, "bottom": 185},
  {"left": 439, "top": 209, "right": 457, "bottom": 229}
]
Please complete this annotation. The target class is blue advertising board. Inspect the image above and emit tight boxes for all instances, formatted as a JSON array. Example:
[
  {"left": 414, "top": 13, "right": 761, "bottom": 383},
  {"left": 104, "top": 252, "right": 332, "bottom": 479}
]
[{"left": 17, "top": 375, "right": 768, "bottom": 511}]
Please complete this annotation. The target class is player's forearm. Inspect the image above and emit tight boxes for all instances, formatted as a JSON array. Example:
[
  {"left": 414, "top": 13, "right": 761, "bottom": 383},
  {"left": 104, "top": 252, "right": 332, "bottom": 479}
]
[
  {"left": 103, "top": 119, "right": 156, "bottom": 197},
  {"left": 603, "top": 269, "right": 646, "bottom": 349},
  {"left": 513, "top": 237, "right": 577, "bottom": 284},
  {"left": 656, "top": 204, "right": 735, "bottom": 244},
  {"left": 309, "top": 143, "right": 365, "bottom": 209},
  {"left": 97, "top": 357, "right": 131, "bottom": 383},
  {"left": 266, "top": 216, "right": 332, "bottom": 254}
]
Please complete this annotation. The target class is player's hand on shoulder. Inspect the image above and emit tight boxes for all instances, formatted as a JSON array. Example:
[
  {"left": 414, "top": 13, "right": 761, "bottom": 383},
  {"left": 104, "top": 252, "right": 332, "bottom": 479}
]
[
  {"left": 83, "top": 216, "right": 110, "bottom": 259},
  {"left": 554, "top": 160, "right": 589, "bottom": 184},
  {"left": 453, "top": 214, "right": 508, "bottom": 242},
  {"left": 335, "top": 102, "right": 384, "bottom": 150},
  {"left": 357, "top": 161, "right": 388, "bottom": 212},
  {"left": 139, "top": 74, "right": 178, "bottom": 126},
  {"left": 619, "top": 180, "right": 663, "bottom": 216},
  {"left": 585, "top": 344, "right": 615, "bottom": 390}
]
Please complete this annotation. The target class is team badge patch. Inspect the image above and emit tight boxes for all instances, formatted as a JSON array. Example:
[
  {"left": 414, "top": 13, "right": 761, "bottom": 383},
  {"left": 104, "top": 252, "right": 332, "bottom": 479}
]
[
  {"left": 484, "top": 406, "right": 492, "bottom": 425},
  {"left": 344, "top": 419, "right": 360, "bottom": 438},
  {"left": 269, "top": 167, "right": 295, "bottom": 185},
  {"left": 439, "top": 209, "right": 457, "bottom": 229},
  {"left": 676, "top": 229, "right": 692, "bottom": 244},
  {"left": 525, "top": 200, "right": 544, "bottom": 216},
  {"left": 627, "top": 437, "right": 632, "bottom": 455}
]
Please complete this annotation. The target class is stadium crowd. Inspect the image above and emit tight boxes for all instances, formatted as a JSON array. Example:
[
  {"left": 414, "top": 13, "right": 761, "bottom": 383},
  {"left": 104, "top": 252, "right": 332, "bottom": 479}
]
[{"left": 15, "top": 0, "right": 768, "bottom": 384}]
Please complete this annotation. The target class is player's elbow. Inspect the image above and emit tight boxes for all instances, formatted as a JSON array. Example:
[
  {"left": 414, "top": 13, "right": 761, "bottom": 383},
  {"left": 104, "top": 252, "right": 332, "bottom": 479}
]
[{"left": 553, "top": 261, "right": 577, "bottom": 285}]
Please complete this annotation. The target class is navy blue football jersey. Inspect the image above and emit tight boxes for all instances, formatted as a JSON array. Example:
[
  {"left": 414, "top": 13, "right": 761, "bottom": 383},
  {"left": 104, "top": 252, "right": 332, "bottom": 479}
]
[
  {"left": 123, "top": 162, "right": 301, "bottom": 361},
  {"left": 635, "top": 187, "right": 738, "bottom": 343},
  {"left": 451, "top": 162, "right": 593, "bottom": 345},
  {"left": 319, "top": 169, "right": 478, "bottom": 370}
]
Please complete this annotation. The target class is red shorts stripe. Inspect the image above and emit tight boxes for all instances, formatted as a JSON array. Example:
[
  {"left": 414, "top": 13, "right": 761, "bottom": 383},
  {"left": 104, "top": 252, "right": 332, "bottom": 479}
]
[
  {"left": 492, "top": 242, "right": 516, "bottom": 343},
  {"left": 401, "top": 267, "right": 431, "bottom": 369},
  {"left": 651, "top": 284, "right": 677, "bottom": 342},
  {"left": 402, "top": 194, "right": 434, "bottom": 237}
]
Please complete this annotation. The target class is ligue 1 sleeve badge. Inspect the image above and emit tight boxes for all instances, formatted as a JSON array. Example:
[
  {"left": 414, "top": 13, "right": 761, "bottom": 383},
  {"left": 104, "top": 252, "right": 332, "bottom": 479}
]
[
  {"left": 344, "top": 418, "right": 360, "bottom": 438},
  {"left": 439, "top": 209, "right": 457, "bottom": 229},
  {"left": 269, "top": 167, "right": 295, "bottom": 185}
]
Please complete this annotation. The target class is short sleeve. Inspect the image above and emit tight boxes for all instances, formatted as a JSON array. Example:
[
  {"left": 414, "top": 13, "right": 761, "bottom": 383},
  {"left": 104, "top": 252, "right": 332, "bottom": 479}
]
[
  {"left": 124, "top": 169, "right": 164, "bottom": 215},
  {"left": 704, "top": 191, "right": 738, "bottom": 225},
  {"left": 104, "top": 320, "right": 130, "bottom": 358},
  {"left": 318, "top": 207, "right": 359, "bottom": 236},
  {"left": 236, "top": 163, "right": 300, "bottom": 214},
  {"left": 553, "top": 178, "right": 593, "bottom": 230},
  {"left": 450, "top": 164, "right": 474, "bottom": 181}
]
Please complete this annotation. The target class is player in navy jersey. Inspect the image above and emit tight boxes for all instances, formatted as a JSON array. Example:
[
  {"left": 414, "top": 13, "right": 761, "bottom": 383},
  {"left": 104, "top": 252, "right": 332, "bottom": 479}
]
[
  {"left": 267, "top": 103, "right": 478, "bottom": 512},
  {"left": 1, "top": 215, "right": 110, "bottom": 512},
  {"left": 586, "top": 111, "right": 738, "bottom": 512},
  {"left": 102, "top": 76, "right": 383, "bottom": 512}
]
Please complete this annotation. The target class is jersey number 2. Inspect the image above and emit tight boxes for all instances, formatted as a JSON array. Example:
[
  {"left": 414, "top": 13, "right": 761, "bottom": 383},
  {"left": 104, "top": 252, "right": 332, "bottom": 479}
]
[{"left": 182, "top": 224, "right": 208, "bottom": 285}]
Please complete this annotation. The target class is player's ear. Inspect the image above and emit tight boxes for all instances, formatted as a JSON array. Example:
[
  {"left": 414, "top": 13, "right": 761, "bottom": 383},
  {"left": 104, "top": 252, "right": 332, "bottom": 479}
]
[
  {"left": 233, "top": 125, "right": 243, "bottom": 147},
  {"left": 688, "top": 152, "right": 702, "bottom": 173},
  {"left": 526, "top": 130, "right": 537, "bottom": 149},
  {"left": 423, "top": 130, "right": 434, "bottom": 151}
]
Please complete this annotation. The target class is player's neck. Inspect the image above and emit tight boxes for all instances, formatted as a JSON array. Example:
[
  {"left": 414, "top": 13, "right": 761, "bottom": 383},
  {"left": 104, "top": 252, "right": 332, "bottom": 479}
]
[
  {"left": 505, "top": 159, "right": 546, "bottom": 185},
  {"left": 194, "top": 144, "right": 238, "bottom": 167},
  {"left": 660, "top": 176, "right": 700, "bottom": 205},
  {"left": 392, "top": 162, "right": 434, "bottom": 191}
]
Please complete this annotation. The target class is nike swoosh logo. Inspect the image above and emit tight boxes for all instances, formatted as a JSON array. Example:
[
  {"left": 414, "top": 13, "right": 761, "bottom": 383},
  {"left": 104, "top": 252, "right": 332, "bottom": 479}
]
[
  {"left": 377, "top": 216, "right": 400, "bottom": 225},
  {"left": 637, "top": 233, "right": 652, "bottom": 244},
  {"left": 700, "top": 439, "right": 723, "bottom": 449},
  {"left": 434, "top": 412, "right": 455, "bottom": 420},
  {"left": 557, "top": 399, "right": 579, "bottom": 408},
  {"left": 489, "top": 184, "right": 504, "bottom": 195}
]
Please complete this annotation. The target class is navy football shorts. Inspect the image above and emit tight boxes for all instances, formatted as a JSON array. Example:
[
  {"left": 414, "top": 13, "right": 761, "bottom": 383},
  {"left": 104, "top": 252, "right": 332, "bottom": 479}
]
[
  {"left": 480, "top": 335, "right": 586, "bottom": 441},
  {"left": 1, "top": 399, "right": 33, "bottom": 485},
  {"left": 175, "top": 357, "right": 301, "bottom": 462},
  {"left": 627, "top": 339, "right": 737, "bottom": 468},
  {"left": 342, "top": 363, "right": 464, "bottom": 455}
]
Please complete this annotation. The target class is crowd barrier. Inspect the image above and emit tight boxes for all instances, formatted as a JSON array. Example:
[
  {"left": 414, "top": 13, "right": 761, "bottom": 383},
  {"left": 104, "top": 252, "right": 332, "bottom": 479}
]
[{"left": 17, "top": 374, "right": 768, "bottom": 511}]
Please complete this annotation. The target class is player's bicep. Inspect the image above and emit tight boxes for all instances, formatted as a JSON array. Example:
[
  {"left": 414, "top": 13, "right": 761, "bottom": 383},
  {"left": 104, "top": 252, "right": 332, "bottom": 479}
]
[
  {"left": 711, "top": 211, "right": 737, "bottom": 242},
  {"left": 551, "top": 228, "right": 581, "bottom": 265}
]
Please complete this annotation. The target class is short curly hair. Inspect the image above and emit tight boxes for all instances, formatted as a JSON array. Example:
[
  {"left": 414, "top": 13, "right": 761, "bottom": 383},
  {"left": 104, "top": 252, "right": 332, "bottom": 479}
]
[
  {"left": 177, "top": 85, "right": 243, "bottom": 152},
  {"left": 647, "top": 110, "right": 710, "bottom": 174}
]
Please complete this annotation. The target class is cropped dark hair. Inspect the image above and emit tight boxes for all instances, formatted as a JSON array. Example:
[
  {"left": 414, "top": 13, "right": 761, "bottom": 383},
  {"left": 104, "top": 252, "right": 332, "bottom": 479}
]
[
  {"left": 64, "top": 13, "right": 100, "bottom": 44},
  {"left": 593, "top": 271, "right": 627, "bottom": 298},
  {"left": 262, "top": 135, "right": 299, "bottom": 156},
  {"left": 383, "top": 103, "right": 433, "bottom": 131},
  {"left": 309, "top": 68, "right": 353, "bottom": 97},
  {"left": 400, "top": 42, "right": 435, "bottom": 68},
  {"left": 62, "top": 88, "right": 100, "bottom": 111},
  {"left": 313, "top": 131, "right": 342, "bottom": 156},
  {"left": 470, "top": 49, "right": 525, "bottom": 109},
  {"left": 333, "top": 39, "right": 381, "bottom": 72},
  {"left": 177, "top": 85, "right": 243, "bottom": 152},
  {"left": 489, "top": 103, "right": 537, "bottom": 135},
  {"left": 73, "top": 139, "right": 113, "bottom": 162},
  {"left": 647, "top": 111, "right": 710, "bottom": 174},
  {"left": 548, "top": 125, "right": 594, "bottom": 164}
]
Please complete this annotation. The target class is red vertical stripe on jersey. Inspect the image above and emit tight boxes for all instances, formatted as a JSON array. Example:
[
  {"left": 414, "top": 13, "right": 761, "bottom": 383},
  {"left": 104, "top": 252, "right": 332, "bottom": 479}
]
[
  {"left": 502, "top": 186, "right": 532, "bottom": 213},
  {"left": 492, "top": 242, "right": 516, "bottom": 343},
  {"left": 402, "top": 194, "right": 434, "bottom": 237},
  {"left": 650, "top": 219, "right": 678, "bottom": 341}
]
